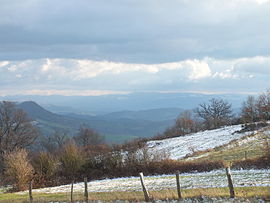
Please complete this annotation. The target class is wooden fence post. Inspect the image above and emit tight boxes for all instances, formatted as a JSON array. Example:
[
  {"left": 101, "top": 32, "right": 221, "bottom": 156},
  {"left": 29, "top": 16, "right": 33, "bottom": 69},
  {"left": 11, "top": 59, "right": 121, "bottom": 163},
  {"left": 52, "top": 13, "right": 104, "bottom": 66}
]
[
  {"left": 84, "top": 177, "right": 89, "bottom": 202},
  {"left": 29, "top": 179, "right": 33, "bottom": 203},
  {"left": 225, "top": 167, "right": 235, "bottom": 198},
  {"left": 71, "top": 180, "right": 74, "bottom": 202},
  {"left": 176, "top": 171, "right": 182, "bottom": 199},
  {"left": 139, "top": 172, "right": 150, "bottom": 202}
]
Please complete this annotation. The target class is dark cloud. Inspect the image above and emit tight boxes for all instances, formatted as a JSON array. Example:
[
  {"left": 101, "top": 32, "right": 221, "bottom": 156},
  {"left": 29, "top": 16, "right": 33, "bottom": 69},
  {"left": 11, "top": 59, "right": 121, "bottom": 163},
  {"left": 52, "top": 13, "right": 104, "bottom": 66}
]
[{"left": 0, "top": 0, "right": 270, "bottom": 62}]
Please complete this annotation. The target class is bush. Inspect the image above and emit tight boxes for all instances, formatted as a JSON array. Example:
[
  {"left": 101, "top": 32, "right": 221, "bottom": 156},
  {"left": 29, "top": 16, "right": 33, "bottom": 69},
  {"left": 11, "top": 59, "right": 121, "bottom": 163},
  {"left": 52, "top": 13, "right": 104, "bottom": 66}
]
[
  {"left": 32, "top": 151, "right": 58, "bottom": 187},
  {"left": 232, "top": 155, "right": 270, "bottom": 169},
  {"left": 59, "top": 141, "right": 84, "bottom": 181},
  {"left": 4, "top": 149, "right": 34, "bottom": 191}
]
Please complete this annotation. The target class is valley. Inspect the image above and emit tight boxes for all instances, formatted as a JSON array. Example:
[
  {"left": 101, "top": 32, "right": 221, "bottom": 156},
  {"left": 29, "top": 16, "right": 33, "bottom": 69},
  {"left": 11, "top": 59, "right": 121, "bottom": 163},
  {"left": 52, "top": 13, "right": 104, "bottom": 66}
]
[{"left": 17, "top": 101, "right": 181, "bottom": 143}]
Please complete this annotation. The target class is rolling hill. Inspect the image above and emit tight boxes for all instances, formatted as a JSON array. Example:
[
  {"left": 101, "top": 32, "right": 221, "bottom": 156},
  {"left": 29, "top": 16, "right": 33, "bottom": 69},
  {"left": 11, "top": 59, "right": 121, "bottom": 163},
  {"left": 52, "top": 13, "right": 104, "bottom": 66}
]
[
  {"left": 16, "top": 101, "right": 178, "bottom": 143},
  {"left": 147, "top": 123, "right": 270, "bottom": 161}
]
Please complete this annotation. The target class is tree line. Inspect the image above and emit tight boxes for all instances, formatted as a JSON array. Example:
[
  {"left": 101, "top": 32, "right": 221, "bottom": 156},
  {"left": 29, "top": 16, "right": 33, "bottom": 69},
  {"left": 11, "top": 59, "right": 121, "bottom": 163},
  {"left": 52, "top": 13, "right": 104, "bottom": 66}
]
[{"left": 155, "top": 89, "right": 270, "bottom": 140}]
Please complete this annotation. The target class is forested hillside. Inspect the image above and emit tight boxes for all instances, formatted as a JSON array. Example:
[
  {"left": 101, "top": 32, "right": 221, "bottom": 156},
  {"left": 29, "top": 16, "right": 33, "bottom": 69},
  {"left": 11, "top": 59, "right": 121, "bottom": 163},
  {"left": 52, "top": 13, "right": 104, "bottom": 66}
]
[{"left": 17, "top": 101, "right": 177, "bottom": 143}]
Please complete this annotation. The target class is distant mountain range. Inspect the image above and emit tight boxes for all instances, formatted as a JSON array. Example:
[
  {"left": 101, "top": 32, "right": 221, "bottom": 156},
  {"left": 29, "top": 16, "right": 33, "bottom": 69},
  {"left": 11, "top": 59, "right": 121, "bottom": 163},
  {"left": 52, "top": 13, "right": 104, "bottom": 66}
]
[
  {"left": 1, "top": 92, "right": 249, "bottom": 115},
  {"left": 16, "top": 101, "right": 182, "bottom": 143},
  {"left": 2, "top": 92, "right": 250, "bottom": 143}
]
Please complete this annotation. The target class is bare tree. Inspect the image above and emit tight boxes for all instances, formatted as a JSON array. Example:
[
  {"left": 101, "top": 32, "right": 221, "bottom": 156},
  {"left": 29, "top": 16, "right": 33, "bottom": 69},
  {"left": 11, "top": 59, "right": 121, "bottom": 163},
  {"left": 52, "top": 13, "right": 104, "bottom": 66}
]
[
  {"left": 196, "top": 98, "right": 233, "bottom": 130},
  {"left": 241, "top": 96, "right": 257, "bottom": 123},
  {"left": 40, "top": 130, "right": 70, "bottom": 152},
  {"left": 175, "top": 110, "right": 198, "bottom": 134},
  {"left": 156, "top": 110, "right": 199, "bottom": 139},
  {"left": 74, "top": 126, "right": 104, "bottom": 147},
  {"left": 0, "top": 101, "right": 39, "bottom": 155},
  {"left": 256, "top": 89, "right": 270, "bottom": 121}
]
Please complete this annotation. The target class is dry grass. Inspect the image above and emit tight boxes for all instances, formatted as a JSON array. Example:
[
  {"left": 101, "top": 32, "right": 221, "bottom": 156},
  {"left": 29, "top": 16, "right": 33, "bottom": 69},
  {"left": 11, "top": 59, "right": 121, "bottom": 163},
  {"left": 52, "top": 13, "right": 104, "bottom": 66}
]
[
  {"left": 0, "top": 186, "right": 269, "bottom": 202},
  {"left": 186, "top": 131, "right": 268, "bottom": 163}
]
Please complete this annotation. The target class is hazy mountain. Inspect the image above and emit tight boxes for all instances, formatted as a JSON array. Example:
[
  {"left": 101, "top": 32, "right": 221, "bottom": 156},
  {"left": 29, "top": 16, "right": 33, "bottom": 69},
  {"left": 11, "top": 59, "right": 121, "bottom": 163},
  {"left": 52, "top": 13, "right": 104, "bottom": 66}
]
[
  {"left": 18, "top": 101, "right": 66, "bottom": 122},
  {"left": 1, "top": 92, "right": 249, "bottom": 115},
  {"left": 15, "top": 101, "right": 176, "bottom": 143},
  {"left": 1, "top": 91, "right": 250, "bottom": 143},
  {"left": 17, "top": 101, "right": 83, "bottom": 137},
  {"left": 99, "top": 108, "right": 183, "bottom": 121}
]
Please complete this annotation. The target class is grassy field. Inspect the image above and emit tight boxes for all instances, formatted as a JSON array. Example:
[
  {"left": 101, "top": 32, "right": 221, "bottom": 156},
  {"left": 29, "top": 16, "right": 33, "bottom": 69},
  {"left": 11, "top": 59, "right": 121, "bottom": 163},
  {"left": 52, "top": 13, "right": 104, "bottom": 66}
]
[
  {"left": 186, "top": 129, "right": 269, "bottom": 163},
  {"left": 0, "top": 187, "right": 269, "bottom": 202},
  {"left": 0, "top": 187, "right": 270, "bottom": 203}
]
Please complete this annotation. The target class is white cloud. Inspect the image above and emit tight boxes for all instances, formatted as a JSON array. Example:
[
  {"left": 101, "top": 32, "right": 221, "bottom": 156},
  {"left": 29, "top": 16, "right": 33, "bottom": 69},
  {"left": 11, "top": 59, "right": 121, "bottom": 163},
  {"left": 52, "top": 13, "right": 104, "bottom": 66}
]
[
  {"left": 41, "top": 59, "right": 53, "bottom": 72},
  {"left": 0, "top": 61, "right": 10, "bottom": 67},
  {"left": 253, "top": 0, "right": 270, "bottom": 4},
  {"left": 7, "top": 65, "right": 17, "bottom": 72},
  {"left": 184, "top": 60, "right": 212, "bottom": 80},
  {"left": 231, "top": 0, "right": 270, "bottom": 4},
  {"left": 212, "top": 71, "right": 235, "bottom": 79},
  {"left": 18, "top": 59, "right": 206, "bottom": 81},
  {"left": 0, "top": 56, "right": 269, "bottom": 95},
  {"left": 233, "top": 56, "right": 270, "bottom": 74}
]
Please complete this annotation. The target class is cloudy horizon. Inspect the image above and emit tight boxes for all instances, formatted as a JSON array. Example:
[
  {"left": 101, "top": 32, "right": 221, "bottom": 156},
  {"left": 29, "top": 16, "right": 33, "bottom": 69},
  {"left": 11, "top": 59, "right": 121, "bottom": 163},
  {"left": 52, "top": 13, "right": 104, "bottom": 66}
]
[{"left": 1, "top": 0, "right": 270, "bottom": 96}]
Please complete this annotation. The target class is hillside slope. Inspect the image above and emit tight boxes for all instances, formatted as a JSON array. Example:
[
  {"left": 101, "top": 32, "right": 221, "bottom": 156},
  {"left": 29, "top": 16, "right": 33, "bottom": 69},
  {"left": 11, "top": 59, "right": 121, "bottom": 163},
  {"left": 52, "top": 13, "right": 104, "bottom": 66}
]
[
  {"left": 147, "top": 124, "right": 268, "bottom": 160},
  {"left": 18, "top": 101, "right": 78, "bottom": 126}
]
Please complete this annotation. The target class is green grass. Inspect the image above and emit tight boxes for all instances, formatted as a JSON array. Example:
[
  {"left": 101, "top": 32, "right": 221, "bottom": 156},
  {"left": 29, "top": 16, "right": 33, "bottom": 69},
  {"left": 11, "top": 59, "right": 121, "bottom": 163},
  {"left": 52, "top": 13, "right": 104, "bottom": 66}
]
[{"left": 1, "top": 187, "right": 269, "bottom": 202}]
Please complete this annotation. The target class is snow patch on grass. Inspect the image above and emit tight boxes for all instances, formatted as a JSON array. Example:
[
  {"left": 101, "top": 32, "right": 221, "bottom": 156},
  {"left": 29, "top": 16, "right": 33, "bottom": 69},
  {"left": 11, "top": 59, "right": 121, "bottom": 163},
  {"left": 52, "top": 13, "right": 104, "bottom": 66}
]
[
  {"left": 17, "top": 169, "right": 270, "bottom": 194},
  {"left": 147, "top": 124, "right": 255, "bottom": 160}
]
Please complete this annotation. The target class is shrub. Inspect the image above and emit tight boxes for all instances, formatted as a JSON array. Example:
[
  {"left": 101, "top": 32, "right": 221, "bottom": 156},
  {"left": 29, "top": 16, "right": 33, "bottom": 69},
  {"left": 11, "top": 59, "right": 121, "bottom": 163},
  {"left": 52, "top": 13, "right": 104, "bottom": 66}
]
[
  {"left": 4, "top": 149, "right": 34, "bottom": 191},
  {"left": 32, "top": 151, "right": 58, "bottom": 187},
  {"left": 232, "top": 155, "right": 270, "bottom": 169},
  {"left": 59, "top": 141, "right": 84, "bottom": 181}
]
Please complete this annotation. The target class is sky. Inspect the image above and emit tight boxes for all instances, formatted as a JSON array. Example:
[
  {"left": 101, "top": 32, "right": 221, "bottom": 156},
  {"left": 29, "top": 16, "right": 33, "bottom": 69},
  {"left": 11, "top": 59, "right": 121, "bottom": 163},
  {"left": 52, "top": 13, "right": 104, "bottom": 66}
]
[{"left": 0, "top": 0, "right": 270, "bottom": 96}]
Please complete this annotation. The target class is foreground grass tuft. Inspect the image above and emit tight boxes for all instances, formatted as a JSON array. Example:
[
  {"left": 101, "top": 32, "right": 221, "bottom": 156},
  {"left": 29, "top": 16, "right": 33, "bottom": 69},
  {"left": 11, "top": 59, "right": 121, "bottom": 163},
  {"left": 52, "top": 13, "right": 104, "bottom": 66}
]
[{"left": 0, "top": 186, "right": 269, "bottom": 202}]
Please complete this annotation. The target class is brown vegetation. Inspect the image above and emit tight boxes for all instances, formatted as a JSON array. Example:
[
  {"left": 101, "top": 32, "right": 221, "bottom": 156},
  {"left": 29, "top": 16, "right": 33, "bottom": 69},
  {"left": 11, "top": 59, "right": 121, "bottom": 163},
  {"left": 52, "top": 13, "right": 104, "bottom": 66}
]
[
  {"left": 31, "top": 151, "right": 59, "bottom": 187},
  {"left": 0, "top": 101, "right": 39, "bottom": 173},
  {"left": 3, "top": 149, "right": 34, "bottom": 191},
  {"left": 241, "top": 89, "right": 270, "bottom": 123},
  {"left": 233, "top": 154, "right": 270, "bottom": 169},
  {"left": 59, "top": 141, "right": 84, "bottom": 180}
]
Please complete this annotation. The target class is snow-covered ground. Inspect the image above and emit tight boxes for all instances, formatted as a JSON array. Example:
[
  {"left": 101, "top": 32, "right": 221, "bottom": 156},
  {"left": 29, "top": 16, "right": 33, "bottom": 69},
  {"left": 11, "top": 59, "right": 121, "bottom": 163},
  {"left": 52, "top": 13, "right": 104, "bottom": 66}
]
[
  {"left": 147, "top": 124, "right": 256, "bottom": 160},
  {"left": 18, "top": 169, "right": 270, "bottom": 194}
]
